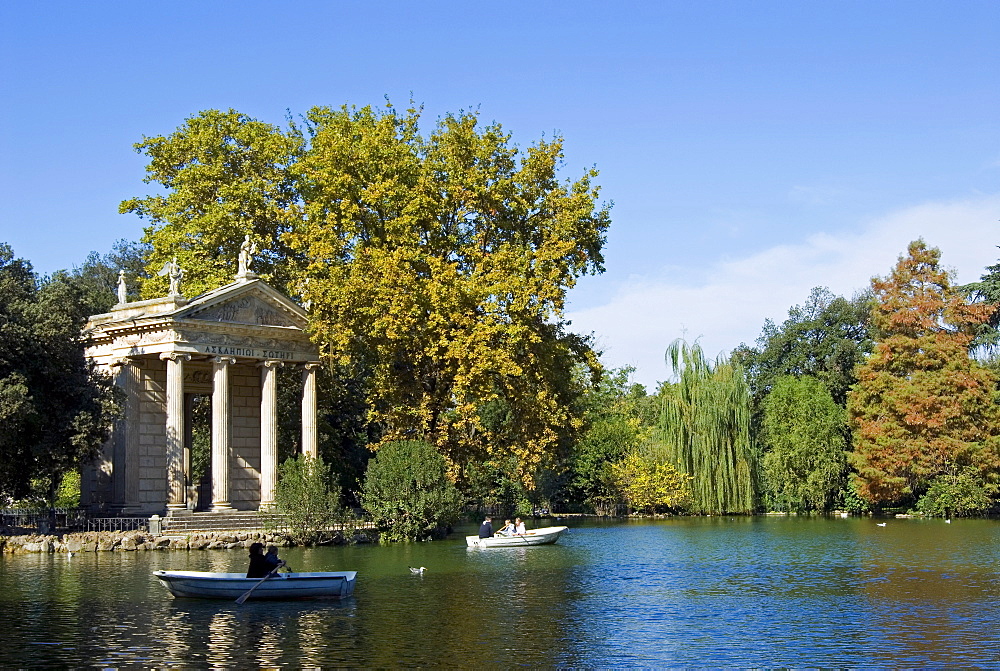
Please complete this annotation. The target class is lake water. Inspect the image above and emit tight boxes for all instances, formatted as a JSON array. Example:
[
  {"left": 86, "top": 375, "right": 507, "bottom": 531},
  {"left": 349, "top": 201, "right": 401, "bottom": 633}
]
[{"left": 2, "top": 516, "right": 999, "bottom": 667}]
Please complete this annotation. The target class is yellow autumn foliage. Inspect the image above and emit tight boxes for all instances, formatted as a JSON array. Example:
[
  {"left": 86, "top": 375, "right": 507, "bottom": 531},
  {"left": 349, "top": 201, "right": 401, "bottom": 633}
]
[
  {"left": 612, "top": 451, "right": 691, "bottom": 513},
  {"left": 288, "top": 104, "right": 609, "bottom": 486},
  {"left": 124, "top": 102, "right": 610, "bottom": 489}
]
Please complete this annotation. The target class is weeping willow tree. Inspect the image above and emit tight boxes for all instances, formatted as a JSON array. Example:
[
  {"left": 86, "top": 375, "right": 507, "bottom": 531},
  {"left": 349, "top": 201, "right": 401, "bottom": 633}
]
[{"left": 655, "top": 339, "right": 757, "bottom": 514}]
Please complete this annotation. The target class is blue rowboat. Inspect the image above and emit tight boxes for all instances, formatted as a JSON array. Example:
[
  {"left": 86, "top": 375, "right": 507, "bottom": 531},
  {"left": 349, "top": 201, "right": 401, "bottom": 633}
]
[{"left": 153, "top": 570, "right": 357, "bottom": 600}]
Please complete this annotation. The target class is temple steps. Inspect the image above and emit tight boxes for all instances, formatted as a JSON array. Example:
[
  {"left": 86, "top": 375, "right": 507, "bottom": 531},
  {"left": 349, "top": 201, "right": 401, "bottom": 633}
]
[
  {"left": 161, "top": 511, "right": 270, "bottom": 533},
  {"left": 158, "top": 510, "right": 375, "bottom": 535}
]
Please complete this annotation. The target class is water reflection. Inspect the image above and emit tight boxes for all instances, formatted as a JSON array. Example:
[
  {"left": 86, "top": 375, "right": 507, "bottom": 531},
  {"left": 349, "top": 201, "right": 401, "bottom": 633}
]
[
  {"left": 847, "top": 519, "right": 1000, "bottom": 666},
  {"left": 2, "top": 518, "right": 1000, "bottom": 666},
  {"left": 158, "top": 606, "right": 191, "bottom": 664}
]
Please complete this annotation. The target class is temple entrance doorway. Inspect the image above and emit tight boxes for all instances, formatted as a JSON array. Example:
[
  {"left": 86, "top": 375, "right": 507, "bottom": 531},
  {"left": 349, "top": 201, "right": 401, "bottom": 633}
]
[{"left": 188, "top": 394, "right": 213, "bottom": 512}]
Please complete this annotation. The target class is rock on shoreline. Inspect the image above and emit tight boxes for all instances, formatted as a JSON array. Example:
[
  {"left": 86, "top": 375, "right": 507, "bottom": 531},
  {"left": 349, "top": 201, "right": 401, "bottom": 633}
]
[{"left": 0, "top": 529, "right": 369, "bottom": 554}]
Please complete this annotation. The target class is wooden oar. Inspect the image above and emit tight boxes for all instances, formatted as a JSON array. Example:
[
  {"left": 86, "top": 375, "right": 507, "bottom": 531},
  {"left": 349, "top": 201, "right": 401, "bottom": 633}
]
[{"left": 235, "top": 567, "right": 279, "bottom": 604}]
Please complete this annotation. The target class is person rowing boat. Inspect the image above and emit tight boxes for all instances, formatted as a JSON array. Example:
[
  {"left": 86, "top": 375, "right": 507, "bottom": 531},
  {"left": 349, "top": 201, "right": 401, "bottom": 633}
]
[
  {"left": 478, "top": 516, "right": 493, "bottom": 538},
  {"left": 264, "top": 545, "right": 286, "bottom": 572},
  {"left": 246, "top": 542, "right": 273, "bottom": 579}
]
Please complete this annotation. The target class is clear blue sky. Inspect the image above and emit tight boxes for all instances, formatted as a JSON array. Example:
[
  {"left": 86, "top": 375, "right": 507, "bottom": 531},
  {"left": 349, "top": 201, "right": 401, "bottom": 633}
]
[{"left": 2, "top": 1, "right": 998, "bottom": 388}]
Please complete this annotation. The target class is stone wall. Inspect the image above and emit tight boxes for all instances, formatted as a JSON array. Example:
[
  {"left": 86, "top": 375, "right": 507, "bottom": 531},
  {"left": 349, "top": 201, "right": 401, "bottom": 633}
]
[
  {"left": 0, "top": 529, "right": 371, "bottom": 554},
  {"left": 230, "top": 363, "right": 262, "bottom": 509},
  {"left": 138, "top": 360, "right": 168, "bottom": 509}
]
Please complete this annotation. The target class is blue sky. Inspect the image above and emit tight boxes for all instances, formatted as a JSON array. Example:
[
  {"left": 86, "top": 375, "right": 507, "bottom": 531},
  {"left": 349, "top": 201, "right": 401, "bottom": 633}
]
[{"left": 2, "top": 1, "right": 998, "bottom": 388}]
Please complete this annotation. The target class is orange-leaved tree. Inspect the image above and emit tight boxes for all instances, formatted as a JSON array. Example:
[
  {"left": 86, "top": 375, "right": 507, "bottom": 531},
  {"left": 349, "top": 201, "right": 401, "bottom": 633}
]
[{"left": 847, "top": 239, "right": 1000, "bottom": 506}]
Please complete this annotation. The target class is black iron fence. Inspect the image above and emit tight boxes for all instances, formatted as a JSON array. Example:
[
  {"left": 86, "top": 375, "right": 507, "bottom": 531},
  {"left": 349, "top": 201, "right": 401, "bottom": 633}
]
[
  {"left": 1, "top": 508, "right": 149, "bottom": 534},
  {"left": 84, "top": 517, "right": 150, "bottom": 533},
  {"left": 252, "top": 512, "right": 378, "bottom": 534}
]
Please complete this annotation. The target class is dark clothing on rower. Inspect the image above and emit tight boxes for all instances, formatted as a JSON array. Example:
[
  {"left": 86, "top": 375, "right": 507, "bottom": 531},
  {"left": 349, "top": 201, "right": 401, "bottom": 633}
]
[
  {"left": 264, "top": 548, "right": 283, "bottom": 570},
  {"left": 246, "top": 542, "right": 274, "bottom": 578},
  {"left": 478, "top": 519, "right": 493, "bottom": 538},
  {"left": 247, "top": 553, "right": 273, "bottom": 579}
]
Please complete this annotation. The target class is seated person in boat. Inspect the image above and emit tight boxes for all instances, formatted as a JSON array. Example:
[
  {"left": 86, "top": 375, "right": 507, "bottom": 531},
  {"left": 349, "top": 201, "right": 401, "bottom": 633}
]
[
  {"left": 497, "top": 519, "right": 515, "bottom": 536},
  {"left": 264, "top": 545, "right": 286, "bottom": 571},
  {"left": 478, "top": 516, "right": 493, "bottom": 538},
  {"left": 247, "top": 542, "right": 274, "bottom": 578},
  {"left": 515, "top": 517, "right": 526, "bottom": 534}
]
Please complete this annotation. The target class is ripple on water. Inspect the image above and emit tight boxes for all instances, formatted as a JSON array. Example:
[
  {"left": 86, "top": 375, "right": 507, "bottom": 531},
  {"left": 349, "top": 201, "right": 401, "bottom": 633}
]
[{"left": 2, "top": 517, "right": 1000, "bottom": 666}]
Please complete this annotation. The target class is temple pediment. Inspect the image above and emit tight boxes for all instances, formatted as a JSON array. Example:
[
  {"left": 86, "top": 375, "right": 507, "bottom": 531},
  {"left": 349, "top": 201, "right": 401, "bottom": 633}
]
[
  {"left": 84, "top": 276, "right": 318, "bottom": 364},
  {"left": 172, "top": 279, "right": 308, "bottom": 330},
  {"left": 184, "top": 293, "right": 297, "bottom": 327}
]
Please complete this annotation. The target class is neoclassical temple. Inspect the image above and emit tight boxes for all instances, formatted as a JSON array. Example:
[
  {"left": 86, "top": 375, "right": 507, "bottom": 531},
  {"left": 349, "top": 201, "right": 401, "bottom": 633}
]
[{"left": 81, "top": 254, "right": 320, "bottom": 516}]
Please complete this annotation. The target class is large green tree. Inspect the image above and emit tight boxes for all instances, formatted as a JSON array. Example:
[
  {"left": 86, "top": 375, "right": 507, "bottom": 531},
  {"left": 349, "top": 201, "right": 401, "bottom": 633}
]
[
  {"left": 290, "top": 105, "right": 609, "bottom": 486},
  {"left": 656, "top": 339, "right": 757, "bottom": 514},
  {"left": 960, "top": 250, "right": 1000, "bottom": 352},
  {"left": 847, "top": 240, "right": 1000, "bottom": 506},
  {"left": 0, "top": 244, "right": 119, "bottom": 501},
  {"left": 122, "top": 103, "right": 610, "bottom": 492},
  {"left": 69, "top": 239, "right": 150, "bottom": 314},
  {"left": 121, "top": 108, "right": 304, "bottom": 298},
  {"left": 565, "top": 367, "right": 656, "bottom": 512},
  {"left": 735, "top": 286, "right": 873, "bottom": 409},
  {"left": 760, "top": 375, "right": 847, "bottom": 512}
]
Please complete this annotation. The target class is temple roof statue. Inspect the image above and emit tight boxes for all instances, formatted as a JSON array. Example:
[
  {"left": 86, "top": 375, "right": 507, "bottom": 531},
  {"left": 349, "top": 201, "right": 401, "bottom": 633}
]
[
  {"left": 158, "top": 256, "right": 185, "bottom": 297},
  {"left": 116, "top": 269, "right": 127, "bottom": 305},
  {"left": 237, "top": 235, "right": 258, "bottom": 280}
]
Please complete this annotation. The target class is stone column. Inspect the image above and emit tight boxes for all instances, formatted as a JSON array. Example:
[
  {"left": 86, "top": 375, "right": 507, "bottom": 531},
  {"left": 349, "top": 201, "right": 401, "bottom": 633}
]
[
  {"left": 161, "top": 352, "right": 190, "bottom": 513},
  {"left": 211, "top": 356, "right": 236, "bottom": 511},
  {"left": 259, "top": 360, "right": 283, "bottom": 507},
  {"left": 302, "top": 362, "right": 320, "bottom": 458}
]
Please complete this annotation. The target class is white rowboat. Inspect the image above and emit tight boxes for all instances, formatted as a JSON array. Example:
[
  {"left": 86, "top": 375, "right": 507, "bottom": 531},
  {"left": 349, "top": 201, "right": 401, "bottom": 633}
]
[
  {"left": 466, "top": 525, "right": 568, "bottom": 548},
  {"left": 153, "top": 570, "right": 357, "bottom": 600}
]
